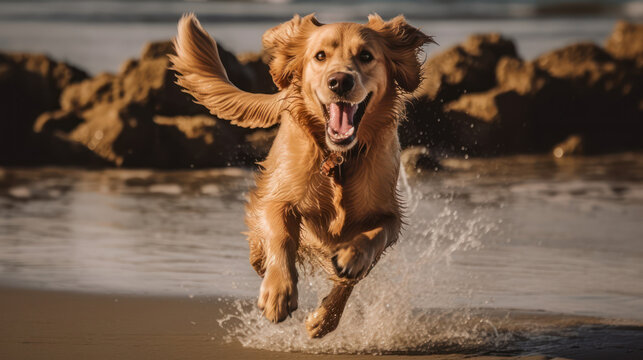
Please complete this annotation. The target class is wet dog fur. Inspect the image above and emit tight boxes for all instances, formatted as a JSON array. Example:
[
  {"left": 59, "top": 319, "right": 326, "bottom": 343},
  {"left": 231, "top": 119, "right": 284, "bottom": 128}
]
[{"left": 170, "top": 13, "right": 433, "bottom": 338}]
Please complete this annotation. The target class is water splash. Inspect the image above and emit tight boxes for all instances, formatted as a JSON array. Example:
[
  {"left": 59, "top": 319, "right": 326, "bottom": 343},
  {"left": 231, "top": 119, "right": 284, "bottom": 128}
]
[
  {"left": 398, "top": 161, "right": 422, "bottom": 214},
  {"left": 217, "top": 169, "right": 502, "bottom": 354}
]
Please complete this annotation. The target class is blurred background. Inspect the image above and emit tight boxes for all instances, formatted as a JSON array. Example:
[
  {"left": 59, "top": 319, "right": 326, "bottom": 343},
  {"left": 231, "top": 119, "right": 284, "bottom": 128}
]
[
  {"left": 1, "top": 1, "right": 642, "bottom": 358},
  {"left": 1, "top": 0, "right": 642, "bottom": 167},
  {"left": 1, "top": 0, "right": 641, "bottom": 73}
]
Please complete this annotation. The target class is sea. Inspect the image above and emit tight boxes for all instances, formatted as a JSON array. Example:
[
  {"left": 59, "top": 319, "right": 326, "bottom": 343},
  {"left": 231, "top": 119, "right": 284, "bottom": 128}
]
[{"left": 1, "top": 154, "right": 643, "bottom": 354}]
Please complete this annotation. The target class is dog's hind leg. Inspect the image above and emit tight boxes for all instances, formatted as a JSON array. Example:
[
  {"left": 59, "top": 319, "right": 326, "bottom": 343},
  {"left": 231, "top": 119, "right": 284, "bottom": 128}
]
[
  {"left": 305, "top": 283, "right": 354, "bottom": 338},
  {"left": 332, "top": 215, "right": 402, "bottom": 280}
]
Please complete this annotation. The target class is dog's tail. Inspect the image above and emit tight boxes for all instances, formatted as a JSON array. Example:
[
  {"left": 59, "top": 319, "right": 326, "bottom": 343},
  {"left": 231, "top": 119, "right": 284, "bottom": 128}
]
[{"left": 170, "top": 14, "right": 284, "bottom": 128}]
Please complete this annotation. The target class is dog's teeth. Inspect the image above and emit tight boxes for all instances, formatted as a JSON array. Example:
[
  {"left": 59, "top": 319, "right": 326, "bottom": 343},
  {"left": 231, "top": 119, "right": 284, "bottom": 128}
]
[{"left": 327, "top": 125, "right": 356, "bottom": 143}]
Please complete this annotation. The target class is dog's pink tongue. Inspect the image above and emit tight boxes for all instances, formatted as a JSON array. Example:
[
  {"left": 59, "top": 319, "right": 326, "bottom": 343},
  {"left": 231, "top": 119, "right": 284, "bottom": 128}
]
[{"left": 328, "top": 103, "right": 357, "bottom": 134}]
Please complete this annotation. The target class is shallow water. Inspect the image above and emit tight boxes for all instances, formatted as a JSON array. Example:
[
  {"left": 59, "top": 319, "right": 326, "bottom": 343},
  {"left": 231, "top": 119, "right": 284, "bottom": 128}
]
[{"left": 1, "top": 154, "right": 643, "bottom": 354}]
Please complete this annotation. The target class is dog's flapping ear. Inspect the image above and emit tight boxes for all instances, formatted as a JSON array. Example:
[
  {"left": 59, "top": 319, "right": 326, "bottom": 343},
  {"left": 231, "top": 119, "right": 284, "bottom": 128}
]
[
  {"left": 367, "top": 14, "right": 435, "bottom": 92},
  {"left": 262, "top": 14, "right": 322, "bottom": 89}
]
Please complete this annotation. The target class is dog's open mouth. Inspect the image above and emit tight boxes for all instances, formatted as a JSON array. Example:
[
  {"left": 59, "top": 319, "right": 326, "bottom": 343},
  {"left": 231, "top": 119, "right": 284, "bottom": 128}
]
[{"left": 323, "top": 93, "right": 372, "bottom": 147}]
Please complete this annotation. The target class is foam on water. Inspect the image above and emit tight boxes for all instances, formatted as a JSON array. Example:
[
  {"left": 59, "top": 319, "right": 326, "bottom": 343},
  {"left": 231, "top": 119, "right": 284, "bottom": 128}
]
[{"left": 217, "top": 168, "right": 503, "bottom": 354}]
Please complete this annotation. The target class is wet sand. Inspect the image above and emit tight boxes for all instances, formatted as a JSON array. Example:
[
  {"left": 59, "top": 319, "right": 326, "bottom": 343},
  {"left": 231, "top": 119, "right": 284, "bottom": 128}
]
[{"left": 1, "top": 286, "right": 642, "bottom": 360}]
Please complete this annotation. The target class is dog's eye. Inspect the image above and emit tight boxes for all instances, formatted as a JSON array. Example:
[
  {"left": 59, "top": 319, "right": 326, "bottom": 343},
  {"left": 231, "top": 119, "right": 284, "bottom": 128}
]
[
  {"left": 359, "top": 50, "right": 373, "bottom": 63},
  {"left": 315, "top": 51, "right": 326, "bottom": 62}
]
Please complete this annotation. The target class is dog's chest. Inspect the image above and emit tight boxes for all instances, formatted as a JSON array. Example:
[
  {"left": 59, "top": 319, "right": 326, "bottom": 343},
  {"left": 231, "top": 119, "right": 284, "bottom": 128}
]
[{"left": 299, "top": 171, "right": 380, "bottom": 241}]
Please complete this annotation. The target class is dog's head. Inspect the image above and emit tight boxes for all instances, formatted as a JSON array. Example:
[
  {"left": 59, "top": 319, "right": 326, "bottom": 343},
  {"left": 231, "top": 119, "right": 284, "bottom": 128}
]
[{"left": 263, "top": 14, "right": 434, "bottom": 152}]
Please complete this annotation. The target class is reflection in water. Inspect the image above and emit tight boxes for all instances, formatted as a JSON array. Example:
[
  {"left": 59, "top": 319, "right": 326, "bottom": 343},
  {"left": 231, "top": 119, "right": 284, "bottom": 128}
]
[
  {"left": 0, "top": 168, "right": 259, "bottom": 296},
  {"left": 1, "top": 154, "right": 643, "bottom": 353}
]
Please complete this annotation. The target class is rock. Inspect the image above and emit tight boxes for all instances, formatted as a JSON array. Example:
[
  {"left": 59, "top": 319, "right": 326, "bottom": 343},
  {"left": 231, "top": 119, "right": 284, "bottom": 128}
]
[
  {"left": 59, "top": 39, "right": 259, "bottom": 119},
  {"left": 533, "top": 42, "right": 642, "bottom": 103},
  {"left": 431, "top": 40, "right": 643, "bottom": 156},
  {"left": 6, "top": 28, "right": 642, "bottom": 167},
  {"left": 60, "top": 72, "right": 116, "bottom": 111},
  {"left": 38, "top": 132, "right": 110, "bottom": 167},
  {"left": 35, "top": 40, "right": 274, "bottom": 167},
  {"left": 535, "top": 43, "right": 616, "bottom": 86},
  {"left": 403, "top": 34, "right": 518, "bottom": 150},
  {"left": 6, "top": 53, "right": 88, "bottom": 92},
  {"left": 0, "top": 52, "right": 88, "bottom": 165},
  {"left": 533, "top": 42, "right": 642, "bottom": 151},
  {"left": 400, "top": 146, "right": 441, "bottom": 175},
  {"left": 119, "top": 59, "right": 139, "bottom": 75},
  {"left": 241, "top": 128, "right": 279, "bottom": 163},
  {"left": 495, "top": 57, "right": 551, "bottom": 95},
  {"left": 153, "top": 114, "right": 248, "bottom": 168},
  {"left": 443, "top": 89, "right": 531, "bottom": 154},
  {"left": 440, "top": 57, "right": 554, "bottom": 154},
  {"left": 66, "top": 102, "right": 139, "bottom": 167},
  {"left": 237, "top": 52, "right": 278, "bottom": 94},
  {"left": 552, "top": 134, "right": 584, "bottom": 158},
  {"left": 605, "top": 21, "right": 643, "bottom": 65},
  {"left": 122, "top": 55, "right": 198, "bottom": 116},
  {"left": 142, "top": 40, "right": 263, "bottom": 93},
  {"left": 154, "top": 115, "right": 219, "bottom": 140},
  {"left": 34, "top": 109, "right": 83, "bottom": 135},
  {"left": 444, "top": 89, "right": 503, "bottom": 123},
  {"left": 400, "top": 97, "right": 456, "bottom": 151},
  {"left": 415, "top": 33, "right": 518, "bottom": 103},
  {"left": 141, "top": 41, "right": 175, "bottom": 61}
]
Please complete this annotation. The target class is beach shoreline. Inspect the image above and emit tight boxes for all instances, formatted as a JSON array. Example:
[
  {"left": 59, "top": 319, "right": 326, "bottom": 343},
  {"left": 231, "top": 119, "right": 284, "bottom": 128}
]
[{"left": 1, "top": 285, "right": 642, "bottom": 360}]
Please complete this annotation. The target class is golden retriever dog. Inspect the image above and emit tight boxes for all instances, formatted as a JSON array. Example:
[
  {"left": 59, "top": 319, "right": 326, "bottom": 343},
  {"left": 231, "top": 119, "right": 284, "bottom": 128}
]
[{"left": 170, "top": 13, "right": 433, "bottom": 338}]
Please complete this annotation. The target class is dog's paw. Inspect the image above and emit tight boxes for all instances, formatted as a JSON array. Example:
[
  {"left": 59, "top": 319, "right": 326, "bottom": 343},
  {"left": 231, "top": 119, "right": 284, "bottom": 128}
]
[
  {"left": 305, "top": 306, "right": 340, "bottom": 338},
  {"left": 257, "top": 267, "right": 298, "bottom": 323},
  {"left": 331, "top": 239, "right": 373, "bottom": 279}
]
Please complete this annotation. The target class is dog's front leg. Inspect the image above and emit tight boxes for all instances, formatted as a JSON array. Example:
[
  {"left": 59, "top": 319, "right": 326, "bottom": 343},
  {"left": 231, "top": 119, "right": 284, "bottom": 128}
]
[
  {"left": 305, "top": 283, "right": 353, "bottom": 338},
  {"left": 257, "top": 204, "right": 300, "bottom": 323},
  {"left": 332, "top": 215, "right": 401, "bottom": 280}
]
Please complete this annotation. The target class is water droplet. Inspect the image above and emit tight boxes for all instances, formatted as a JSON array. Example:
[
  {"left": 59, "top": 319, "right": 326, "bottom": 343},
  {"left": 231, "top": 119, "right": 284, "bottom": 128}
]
[{"left": 553, "top": 147, "right": 564, "bottom": 158}]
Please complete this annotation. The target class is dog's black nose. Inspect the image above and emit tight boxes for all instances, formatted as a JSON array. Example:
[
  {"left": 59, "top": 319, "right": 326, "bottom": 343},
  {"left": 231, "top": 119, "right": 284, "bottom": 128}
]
[{"left": 328, "top": 72, "right": 354, "bottom": 96}]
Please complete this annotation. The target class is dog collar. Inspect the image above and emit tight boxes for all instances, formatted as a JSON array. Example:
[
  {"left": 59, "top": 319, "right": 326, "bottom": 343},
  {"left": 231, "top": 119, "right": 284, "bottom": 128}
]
[{"left": 319, "top": 152, "right": 344, "bottom": 177}]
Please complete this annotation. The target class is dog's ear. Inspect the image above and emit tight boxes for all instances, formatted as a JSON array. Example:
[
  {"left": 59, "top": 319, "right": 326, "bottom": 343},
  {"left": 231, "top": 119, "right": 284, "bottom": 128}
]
[
  {"left": 262, "top": 14, "right": 322, "bottom": 89},
  {"left": 367, "top": 14, "right": 435, "bottom": 92}
]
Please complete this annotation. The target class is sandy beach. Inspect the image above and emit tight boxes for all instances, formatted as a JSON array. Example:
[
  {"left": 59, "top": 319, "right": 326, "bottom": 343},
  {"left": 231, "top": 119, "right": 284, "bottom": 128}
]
[{"left": 1, "top": 285, "right": 642, "bottom": 360}]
